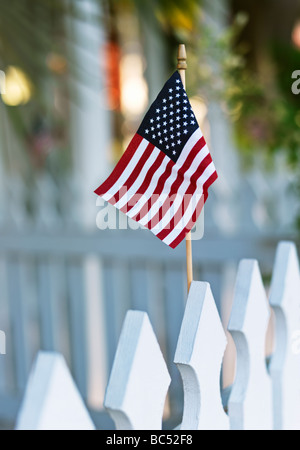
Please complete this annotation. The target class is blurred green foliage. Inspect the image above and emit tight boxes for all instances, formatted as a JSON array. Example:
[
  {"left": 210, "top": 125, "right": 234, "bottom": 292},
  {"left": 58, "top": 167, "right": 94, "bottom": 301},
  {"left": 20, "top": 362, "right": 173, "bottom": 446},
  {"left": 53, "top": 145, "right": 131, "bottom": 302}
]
[
  {"left": 104, "top": 0, "right": 300, "bottom": 174},
  {"left": 0, "top": 0, "right": 299, "bottom": 204}
]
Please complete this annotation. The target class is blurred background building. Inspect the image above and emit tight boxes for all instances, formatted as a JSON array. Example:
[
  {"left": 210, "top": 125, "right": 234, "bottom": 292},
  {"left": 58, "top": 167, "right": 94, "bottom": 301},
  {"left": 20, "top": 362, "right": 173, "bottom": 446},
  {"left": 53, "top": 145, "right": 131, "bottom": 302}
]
[{"left": 0, "top": 0, "right": 299, "bottom": 429}]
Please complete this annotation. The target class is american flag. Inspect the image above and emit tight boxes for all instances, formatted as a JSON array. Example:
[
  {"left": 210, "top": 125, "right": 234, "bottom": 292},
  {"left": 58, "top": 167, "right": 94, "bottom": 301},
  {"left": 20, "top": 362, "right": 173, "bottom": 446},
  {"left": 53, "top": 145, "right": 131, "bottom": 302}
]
[{"left": 95, "top": 71, "right": 217, "bottom": 249}]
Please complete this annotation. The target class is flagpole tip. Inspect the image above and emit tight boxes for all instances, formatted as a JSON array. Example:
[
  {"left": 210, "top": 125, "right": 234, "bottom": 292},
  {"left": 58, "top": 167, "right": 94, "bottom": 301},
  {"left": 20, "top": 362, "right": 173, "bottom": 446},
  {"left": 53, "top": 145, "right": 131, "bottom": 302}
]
[{"left": 177, "top": 44, "right": 187, "bottom": 71}]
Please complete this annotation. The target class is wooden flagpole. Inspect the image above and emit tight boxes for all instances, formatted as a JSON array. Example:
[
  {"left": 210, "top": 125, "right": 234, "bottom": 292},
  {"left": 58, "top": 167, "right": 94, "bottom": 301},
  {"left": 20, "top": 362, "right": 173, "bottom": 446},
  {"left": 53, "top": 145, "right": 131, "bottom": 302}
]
[{"left": 177, "top": 44, "right": 193, "bottom": 292}]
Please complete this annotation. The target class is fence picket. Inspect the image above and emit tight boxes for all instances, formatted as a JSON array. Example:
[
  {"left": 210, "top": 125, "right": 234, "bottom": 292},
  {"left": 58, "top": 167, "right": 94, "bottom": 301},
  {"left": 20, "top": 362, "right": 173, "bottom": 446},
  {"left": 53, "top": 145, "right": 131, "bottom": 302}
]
[
  {"left": 130, "top": 264, "right": 149, "bottom": 311},
  {"left": 269, "top": 242, "right": 300, "bottom": 430},
  {"left": 15, "top": 352, "right": 95, "bottom": 430},
  {"left": 66, "top": 259, "right": 88, "bottom": 400},
  {"left": 37, "top": 259, "right": 56, "bottom": 351},
  {"left": 2, "top": 238, "right": 300, "bottom": 430},
  {"left": 104, "top": 310, "right": 171, "bottom": 430},
  {"left": 6, "top": 257, "right": 29, "bottom": 391},
  {"left": 174, "top": 281, "right": 229, "bottom": 430},
  {"left": 228, "top": 260, "right": 273, "bottom": 430},
  {"left": 164, "top": 265, "right": 186, "bottom": 420}
]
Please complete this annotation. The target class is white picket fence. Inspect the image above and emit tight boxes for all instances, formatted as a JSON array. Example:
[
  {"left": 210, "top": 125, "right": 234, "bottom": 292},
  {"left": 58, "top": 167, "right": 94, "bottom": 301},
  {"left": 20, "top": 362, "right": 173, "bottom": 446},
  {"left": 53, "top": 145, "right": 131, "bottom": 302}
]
[{"left": 15, "top": 241, "right": 300, "bottom": 430}]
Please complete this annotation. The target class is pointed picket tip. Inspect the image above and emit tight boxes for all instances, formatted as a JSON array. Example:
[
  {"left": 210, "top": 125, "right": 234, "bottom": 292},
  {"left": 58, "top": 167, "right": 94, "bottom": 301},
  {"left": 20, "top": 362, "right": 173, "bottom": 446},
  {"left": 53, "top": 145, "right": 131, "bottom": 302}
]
[
  {"left": 269, "top": 241, "right": 300, "bottom": 308},
  {"left": 104, "top": 310, "right": 171, "bottom": 430},
  {"left": 228, "top": 260, "right": 270, "bottom": 337},
  {"left": 175, "top": 282, "right": 226, "bottom": 364},
  {"left": 15, "top": 352, "right": 95, "bottom": 430},
  {"left": 228, "top": 259, "right": 272, "bottom": 430},
  {"left": 174, "top": 281, "right": 229, "bottom": 430},
  {"left": 269, "top": 241, "right": 300, "bottom": 430}
]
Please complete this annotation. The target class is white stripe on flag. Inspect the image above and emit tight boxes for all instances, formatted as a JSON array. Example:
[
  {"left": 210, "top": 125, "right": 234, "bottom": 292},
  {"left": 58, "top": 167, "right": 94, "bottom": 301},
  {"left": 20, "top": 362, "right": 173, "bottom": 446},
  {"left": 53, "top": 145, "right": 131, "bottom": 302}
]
[
  {"left": 139, "top": 193, "right": 169, "bottom": 227},
  {"left": 127, "top": 129, "right": 202, "bottom": 220},
  {"left": 177, "top": 144, "right": 209, "bottom": 192},
  {"left": 102, "top": 139, "right": 149, "bottom": 201},
  {"left": 176, "top": 128, "right": 203, "bottom": 167},
  {"left": 162, "top": 163, "right": 216, "bottom": 245},
  {"left": 126, "top": 153, "right": 171, "bottom": 219},
  {"left": 114, "top": 147, "right": 160, "bottom": 209},
  {"left": 163, "top": 190, "right": 203, "bottom": 246},
  {"left": 196, "top": 161, "right": 216, "bottom": 188},
  {"left": 137, "top": 171, "right": 177, "bottom": 226},
  {"left": 150, "top": 146, "right": 210, "bottom": 234},
  {"left": 151, "top": 192, "right": 184, "bottom": 235},
  {"left": 138, "top": 133, "right": 207, "bottom": 227}
]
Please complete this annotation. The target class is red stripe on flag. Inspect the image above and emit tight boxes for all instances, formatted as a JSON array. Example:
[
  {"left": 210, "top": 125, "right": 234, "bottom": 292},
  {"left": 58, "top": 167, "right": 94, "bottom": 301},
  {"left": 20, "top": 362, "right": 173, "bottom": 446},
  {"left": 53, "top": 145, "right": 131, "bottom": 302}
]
[
  {"left": 190, "top": 153, "right": 213, "bottom": 186},
  {"left": 169, "top": 171, "right": 217, "bottom": 248},
  {"left": 108, "top": 142, "right": 155, "bottom": 206},
  {"left": 156, "top": 162, "right": 215, "bottom": 242},
  {"left": 145, "top": 137, "right": 206, "bottom": 229},
  {"left": 203, "top": 170, "right": 218, "bottom": 202},
  {"left": 155, "top": 182, "right": 197, "bottom": 241},
  {"left": 120, "top": 149, "right": 166, "bottom": 214},
  {"left": 168, "top": 194, "right": 205, "bottom": 249},
  {"left": 94, "top": 133, "right": 144, "bottom": 196},
  {"left": 132, "top": 159, "right": 175, "bottom": 222}
]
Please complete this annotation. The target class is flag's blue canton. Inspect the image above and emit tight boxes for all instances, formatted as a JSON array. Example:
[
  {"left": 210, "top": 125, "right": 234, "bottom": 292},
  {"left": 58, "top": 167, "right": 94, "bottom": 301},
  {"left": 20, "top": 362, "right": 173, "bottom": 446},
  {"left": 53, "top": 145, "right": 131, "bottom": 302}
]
[{"left": 137, "top": 71, "right": 199, "bottom": 163}]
